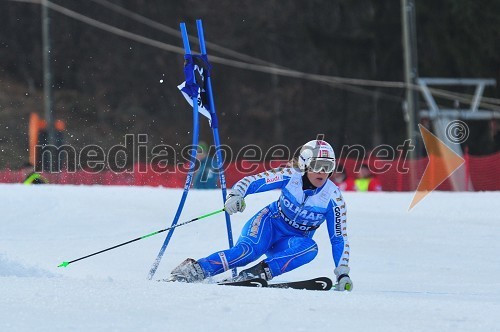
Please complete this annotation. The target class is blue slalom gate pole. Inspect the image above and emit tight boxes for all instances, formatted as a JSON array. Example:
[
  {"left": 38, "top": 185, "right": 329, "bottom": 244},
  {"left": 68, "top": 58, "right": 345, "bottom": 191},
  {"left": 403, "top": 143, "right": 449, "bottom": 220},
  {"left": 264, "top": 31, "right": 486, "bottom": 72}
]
[
  {"left": 147, "top": 22, "right": 200, "bottom": 280},
  {"left": 196, "top": 20, "right": 236, "bottom": 278}
]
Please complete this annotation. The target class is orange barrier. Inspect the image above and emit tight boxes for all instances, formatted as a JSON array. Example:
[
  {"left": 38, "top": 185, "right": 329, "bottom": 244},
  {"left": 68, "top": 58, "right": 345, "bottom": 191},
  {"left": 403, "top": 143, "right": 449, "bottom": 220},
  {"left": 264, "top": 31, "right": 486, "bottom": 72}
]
[{"left": 29, "top": 113, "right": 66, "bottom": 166}]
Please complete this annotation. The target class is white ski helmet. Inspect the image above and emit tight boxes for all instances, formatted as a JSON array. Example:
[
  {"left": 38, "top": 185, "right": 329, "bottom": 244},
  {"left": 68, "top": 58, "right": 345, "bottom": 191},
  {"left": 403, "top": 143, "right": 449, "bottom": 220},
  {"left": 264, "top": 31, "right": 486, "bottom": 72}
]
[{"left": 298, "top": 140, "right": 336, "bottom": 173}]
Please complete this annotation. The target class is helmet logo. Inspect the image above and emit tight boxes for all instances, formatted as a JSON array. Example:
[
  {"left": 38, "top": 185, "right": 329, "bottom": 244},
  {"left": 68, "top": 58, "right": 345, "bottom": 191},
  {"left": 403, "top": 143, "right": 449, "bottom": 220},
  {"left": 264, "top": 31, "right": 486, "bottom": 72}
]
[{"left": 298, "top": 139, "right": 336, "bottom": 173}]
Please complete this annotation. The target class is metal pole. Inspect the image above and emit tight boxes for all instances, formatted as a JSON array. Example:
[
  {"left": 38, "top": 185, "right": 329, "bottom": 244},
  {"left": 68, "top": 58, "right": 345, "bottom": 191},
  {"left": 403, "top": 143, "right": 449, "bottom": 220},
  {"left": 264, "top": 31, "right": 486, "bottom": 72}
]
[
  {"left": 401, "top": 0, "right": 419, "bottom": 188},
  {"left": 42, "top": 0, "right": 55, "bottom": 149}
]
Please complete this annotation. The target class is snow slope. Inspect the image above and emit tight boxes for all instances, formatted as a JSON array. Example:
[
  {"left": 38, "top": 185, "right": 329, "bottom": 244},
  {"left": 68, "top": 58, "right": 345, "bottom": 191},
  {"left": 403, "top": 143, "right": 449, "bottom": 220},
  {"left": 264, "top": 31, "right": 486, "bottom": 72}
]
[{"left": 0, "top": 184, "right": 499, "bottom": 331}]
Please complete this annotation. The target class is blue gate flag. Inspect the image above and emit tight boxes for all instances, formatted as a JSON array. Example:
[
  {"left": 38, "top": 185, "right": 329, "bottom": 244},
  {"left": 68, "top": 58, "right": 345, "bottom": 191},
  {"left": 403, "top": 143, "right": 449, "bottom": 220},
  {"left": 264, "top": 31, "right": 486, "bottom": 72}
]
[{"left": 178, "top": 54, "right": 212, "bottom": 123}]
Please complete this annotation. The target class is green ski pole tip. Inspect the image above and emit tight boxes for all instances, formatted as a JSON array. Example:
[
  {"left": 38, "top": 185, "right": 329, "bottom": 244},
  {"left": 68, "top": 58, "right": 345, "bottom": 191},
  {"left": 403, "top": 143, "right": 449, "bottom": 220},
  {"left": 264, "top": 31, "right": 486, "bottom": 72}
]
[{"left": 58, "top": 261, "right": 69, "bottom": 267}]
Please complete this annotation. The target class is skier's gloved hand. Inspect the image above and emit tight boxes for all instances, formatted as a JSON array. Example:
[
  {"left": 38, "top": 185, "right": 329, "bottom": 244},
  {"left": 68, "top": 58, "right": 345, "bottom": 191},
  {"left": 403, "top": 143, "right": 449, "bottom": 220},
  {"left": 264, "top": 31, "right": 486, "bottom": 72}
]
[
  {"left": 224, "top": 190, "right": 246, "bottom": 215},
  {"left": 334, "top": 265, "right": 353, "bottom": 291}
]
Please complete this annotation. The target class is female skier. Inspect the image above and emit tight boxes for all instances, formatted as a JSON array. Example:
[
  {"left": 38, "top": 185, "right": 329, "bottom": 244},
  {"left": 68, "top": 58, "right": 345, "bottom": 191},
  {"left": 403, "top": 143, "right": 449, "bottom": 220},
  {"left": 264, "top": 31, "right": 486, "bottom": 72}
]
[{"left": 169, "top": 139, "right": 352, "bottom": 291}]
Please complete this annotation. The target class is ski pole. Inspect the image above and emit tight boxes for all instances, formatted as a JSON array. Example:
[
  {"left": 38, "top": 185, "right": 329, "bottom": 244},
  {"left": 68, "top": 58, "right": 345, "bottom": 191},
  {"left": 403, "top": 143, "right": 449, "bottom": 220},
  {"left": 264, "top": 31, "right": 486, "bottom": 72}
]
[{"left": 57, "top": 208, "right": 225, "bottom": 268}]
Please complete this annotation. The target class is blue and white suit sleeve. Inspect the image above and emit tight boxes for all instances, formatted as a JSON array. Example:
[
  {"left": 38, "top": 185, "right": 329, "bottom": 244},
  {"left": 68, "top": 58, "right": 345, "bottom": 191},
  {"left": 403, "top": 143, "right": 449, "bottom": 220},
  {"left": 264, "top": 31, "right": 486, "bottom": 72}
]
[
  {"left": 232, "top": 167, "right": 294, "bottom": 197},
  {"left": 326, "top": 190, "right": 350, "bottom": 268}
]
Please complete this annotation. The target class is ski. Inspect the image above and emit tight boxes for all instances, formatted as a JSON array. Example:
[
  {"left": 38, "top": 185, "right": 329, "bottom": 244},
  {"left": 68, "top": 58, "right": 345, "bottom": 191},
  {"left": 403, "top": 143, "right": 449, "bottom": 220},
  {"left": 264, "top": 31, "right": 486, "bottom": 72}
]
[
  {"left": 218, "top": 278, "right": 268, "bottom": 287},
  {"left": 160, "top": 277, "right": 332, "bottom": 290},
  {"left": 218, "top": 277, "right": 333, "bottom": 291},
  {"left": 156, "top": 277, "right": 267, "bottom": 287},
  {"left": 268, "top": 277, "right": 333, "bottom": 291}
]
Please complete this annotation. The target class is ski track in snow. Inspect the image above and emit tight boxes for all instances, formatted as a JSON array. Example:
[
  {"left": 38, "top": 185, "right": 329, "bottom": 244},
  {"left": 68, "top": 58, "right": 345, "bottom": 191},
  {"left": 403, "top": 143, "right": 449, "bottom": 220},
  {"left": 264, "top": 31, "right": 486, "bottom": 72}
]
[{"left": 0, "top": 184, "right": 499, "bottom": 331}]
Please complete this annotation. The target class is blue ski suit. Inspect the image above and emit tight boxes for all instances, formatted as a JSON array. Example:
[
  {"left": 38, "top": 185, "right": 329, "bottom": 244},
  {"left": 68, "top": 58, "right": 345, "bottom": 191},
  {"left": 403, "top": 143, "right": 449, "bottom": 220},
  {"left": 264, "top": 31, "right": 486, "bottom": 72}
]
[{"left": 197, "top": 167, "right": 350, "bottom": 279}]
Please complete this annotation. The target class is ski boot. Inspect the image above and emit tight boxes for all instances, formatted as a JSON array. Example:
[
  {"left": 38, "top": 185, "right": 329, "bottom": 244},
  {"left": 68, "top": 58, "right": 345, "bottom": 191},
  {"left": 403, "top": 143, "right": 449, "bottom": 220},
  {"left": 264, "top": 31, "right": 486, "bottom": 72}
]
[
  {"left": 168, "top": 258, "right": 205, "bottom": 283},
  {"left": 233, "top": 260, "right": 273, "bottom": 282}
]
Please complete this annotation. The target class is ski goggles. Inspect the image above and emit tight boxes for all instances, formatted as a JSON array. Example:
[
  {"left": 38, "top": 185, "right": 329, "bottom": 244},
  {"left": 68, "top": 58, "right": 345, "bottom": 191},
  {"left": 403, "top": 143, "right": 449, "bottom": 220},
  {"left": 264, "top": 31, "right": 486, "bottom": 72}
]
[{"left": 308, "top": 158, "right": 336, "bottom": 173}]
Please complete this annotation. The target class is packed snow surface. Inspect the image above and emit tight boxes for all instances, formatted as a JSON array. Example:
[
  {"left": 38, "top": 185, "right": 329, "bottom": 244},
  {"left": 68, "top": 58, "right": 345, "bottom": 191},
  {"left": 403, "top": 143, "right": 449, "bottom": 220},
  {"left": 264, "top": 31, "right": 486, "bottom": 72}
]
[{"left": 1, "top": 184, "right": 499, "bottom": 331}]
